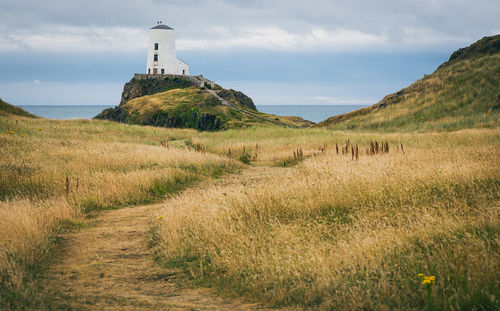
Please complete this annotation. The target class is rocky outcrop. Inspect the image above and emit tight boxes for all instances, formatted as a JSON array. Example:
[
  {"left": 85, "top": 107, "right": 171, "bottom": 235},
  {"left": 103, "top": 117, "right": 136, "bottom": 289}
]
[
  {"left": 149, "top": 109, "right": 222, "bottom": 131},
  {"left": 95, "top": 103, "right": 222, "bottom": 131},
  {"left": 94, "top": 106, "right": 128, "bottom": 123},
  {"left": 95, "top": 76, "right": 226, "bottom": 131},
  {"left": 119, "top": 76, "right": 198, "bottom": 106},
  {"left": 95, "top": 74, "right": 312, "bottom": 131},
  {"left": 216, "top": 89, "right": 257, "bottom": 110},
  {"left": 438, "top": 34, "right": 500, "bottom": 69}
]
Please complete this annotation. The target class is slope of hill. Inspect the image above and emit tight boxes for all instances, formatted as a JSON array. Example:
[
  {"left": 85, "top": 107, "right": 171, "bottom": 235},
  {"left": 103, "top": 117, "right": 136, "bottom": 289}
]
[
  {"left": 317, "top": 35, "right": 500, "bottom": 131},
  {"left": 0, "top": 98, "right": 37, "bottom": 118},
  {"left": 96, "top": 77, "right": 312, "bottom": 130}
]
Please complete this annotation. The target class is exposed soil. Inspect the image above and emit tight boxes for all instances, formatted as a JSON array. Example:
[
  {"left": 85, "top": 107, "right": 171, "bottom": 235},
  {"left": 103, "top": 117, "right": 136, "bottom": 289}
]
[{"left": 45, "top": 166, "right": 286, "bottom": 310}]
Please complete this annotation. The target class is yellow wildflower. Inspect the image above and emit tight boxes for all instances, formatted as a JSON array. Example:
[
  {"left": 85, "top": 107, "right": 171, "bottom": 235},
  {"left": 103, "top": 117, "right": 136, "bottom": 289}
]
[
  {"left": 419, "top": 274, "right": 436, "bottom": 285},
  {"left": 156, "top": 216, "right": 164, "bottom": 221},
  {"left": 37, "top": 128, "right": 42, "bottom": 131}
]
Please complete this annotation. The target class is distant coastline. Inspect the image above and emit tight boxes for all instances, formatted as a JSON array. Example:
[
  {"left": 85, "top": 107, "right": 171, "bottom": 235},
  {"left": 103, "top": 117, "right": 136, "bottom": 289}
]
[
  {"left": 20, "top": 104, "right": 370, "bottom": 123},
  {"left": 257, "top": 105, "right": 370, "bottom": 123}
]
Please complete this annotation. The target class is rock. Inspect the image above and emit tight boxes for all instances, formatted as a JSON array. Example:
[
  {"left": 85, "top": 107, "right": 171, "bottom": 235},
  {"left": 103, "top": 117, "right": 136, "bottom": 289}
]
[
  {"left": 120, "top": 76, "right": 198, "bottom": 106},
  {"left": 377, "top": 91, "right": 405, "bottom": 109},
  {"left": 94, "top": 107, "right": 127, "bottom": 122},
  {"left": 94, "top": 74, "right": 310, "bottom": 130},
  {"left": 149, "top": 108, "right": 222, "bottom": 131},
  {"left": 216, "top": 89, "right": 257, "bottom": 110},
  {"left": 438, "top": 34, "right": 500, "bottom": 69}
]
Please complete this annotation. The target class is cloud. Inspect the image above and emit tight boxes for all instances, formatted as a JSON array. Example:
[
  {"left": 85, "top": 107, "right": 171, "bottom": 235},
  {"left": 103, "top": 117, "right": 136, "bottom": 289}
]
[
  {"left": 0, "top": 24, "right": 389, "bottom": 53},
  {"left": 0, "top": 25, "right": 147, "bottom": 52},
  {"left": 0, "top": 0, "right": 498, "bottom": 53},
  {"left": 1, "top": 23, "right": 473, "bottom": 54},
  {"left": 177, "top": 27, "right": 388, "bottom": 52},
  {"left": 401, "top": 27, "right": 472, "bottom": 45},
  {"left": 0, "top": 21, "right": 390, "bottom": 53}
]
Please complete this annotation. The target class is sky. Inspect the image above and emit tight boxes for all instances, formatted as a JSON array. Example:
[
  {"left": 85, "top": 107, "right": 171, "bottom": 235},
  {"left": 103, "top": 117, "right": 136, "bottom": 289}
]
[{"left": 0, "top": 0, "right": 498, "bottom": 107}]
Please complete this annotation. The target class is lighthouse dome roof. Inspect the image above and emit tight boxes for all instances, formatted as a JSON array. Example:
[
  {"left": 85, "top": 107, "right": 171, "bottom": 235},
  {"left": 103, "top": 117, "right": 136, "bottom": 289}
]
[{"left": 151, "top": 24, "right": 173, "bottom": 30}]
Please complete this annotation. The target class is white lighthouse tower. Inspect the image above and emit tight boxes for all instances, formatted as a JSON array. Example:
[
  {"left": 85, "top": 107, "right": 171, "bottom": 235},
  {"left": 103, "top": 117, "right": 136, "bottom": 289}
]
[{"left": 146, "top": 21, "right": 189, "bottom": 76}]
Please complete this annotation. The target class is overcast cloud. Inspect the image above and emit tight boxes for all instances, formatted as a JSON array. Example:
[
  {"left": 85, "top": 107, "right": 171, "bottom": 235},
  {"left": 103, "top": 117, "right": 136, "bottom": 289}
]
[
  {"left": 0, "top": 0, "right": 498, "bottom": 53},
  {"left": 0, "top": 1, "right": 498, "bottom": 107}
]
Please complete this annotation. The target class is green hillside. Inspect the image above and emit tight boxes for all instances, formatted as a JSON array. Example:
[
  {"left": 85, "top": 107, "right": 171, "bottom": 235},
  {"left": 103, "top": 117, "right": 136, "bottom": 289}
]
[
  {"left": 317, "top": 35, "right": 500, "bottom": 131},
  {"left": 96, "top": 82, "right": 313, "bottom": 130},
  {"left": 0, "top": 98, "right": 37, "bottom": 118}
]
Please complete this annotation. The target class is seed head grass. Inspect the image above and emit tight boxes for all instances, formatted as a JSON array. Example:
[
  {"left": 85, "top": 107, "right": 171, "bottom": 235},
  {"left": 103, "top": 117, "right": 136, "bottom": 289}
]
[{"left": 154, "top": 127, "right": 500, "bottom": 309}]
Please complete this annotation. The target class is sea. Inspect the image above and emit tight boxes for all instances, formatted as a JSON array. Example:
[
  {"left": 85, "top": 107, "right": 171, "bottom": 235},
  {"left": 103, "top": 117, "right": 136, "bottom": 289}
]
[{"left": 19, "top": 104, "right": 369, "bottom": 124}]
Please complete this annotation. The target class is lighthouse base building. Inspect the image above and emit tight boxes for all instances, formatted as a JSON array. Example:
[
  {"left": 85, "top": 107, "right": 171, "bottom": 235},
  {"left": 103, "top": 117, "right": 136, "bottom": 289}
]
[{"left": 146, "top": 22, "right": 189, "bottom": 76}]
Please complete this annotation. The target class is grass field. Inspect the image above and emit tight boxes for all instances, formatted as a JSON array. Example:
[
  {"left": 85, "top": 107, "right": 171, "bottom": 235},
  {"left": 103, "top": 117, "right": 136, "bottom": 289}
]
[
  {"left": 0, "top": 115, "right": 241, "bottom": 307},
  {"left": 1, "top": 108, "right": 499, "bottom": 310},
  {"left": 154, "top": 127, "right": 500, "bottom": 310}
]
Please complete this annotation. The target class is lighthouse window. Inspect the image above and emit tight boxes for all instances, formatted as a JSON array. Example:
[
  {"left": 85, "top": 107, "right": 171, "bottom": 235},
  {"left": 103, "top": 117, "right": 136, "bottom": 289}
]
[
  {"left": 154, "top": 43, "right": 158, "bottom": 50},
  {"left": 161, "top": 69, "right": 165, "bottom": 75},
  {"left": 154, "top": 54, "right": 158, "bottom": 61}
]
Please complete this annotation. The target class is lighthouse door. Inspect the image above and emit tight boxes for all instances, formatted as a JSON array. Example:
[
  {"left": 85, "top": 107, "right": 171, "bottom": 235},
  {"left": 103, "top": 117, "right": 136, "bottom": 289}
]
[{"left": 153, "top": 68, "right": 158, "bottom": 74}]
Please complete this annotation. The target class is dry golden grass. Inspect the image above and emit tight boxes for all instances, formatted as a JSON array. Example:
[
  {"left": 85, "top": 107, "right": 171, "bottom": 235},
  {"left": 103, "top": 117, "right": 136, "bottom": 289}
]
[
  {"left": 2, "top": 111, "right": 499, "bottom": 309},
  {"left": 0, "top": 199, "right": 74, "bottom": 296},
  {"left": 0, "top": 115, "right": 241, "bottom": 306},
  {"left": 189, "top": 126, "right": 500, "bottom": 166},
  {"left": 123, "top": 87, "right": 216, "bottom": 122},
  {"left": 1, "top": 134, "right": 237, "bottom": 207},
  {"left": 317, "top": 54, "right": 500, "bottom": 132},
  {"left": 155, "top": 128, "right": 500, "bottom": 309}
]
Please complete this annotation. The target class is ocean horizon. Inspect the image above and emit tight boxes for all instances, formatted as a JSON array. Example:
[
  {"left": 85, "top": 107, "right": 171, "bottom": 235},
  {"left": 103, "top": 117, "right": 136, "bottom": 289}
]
[{"left": 19, "top": 104, "right": 370, "bottom": 124}]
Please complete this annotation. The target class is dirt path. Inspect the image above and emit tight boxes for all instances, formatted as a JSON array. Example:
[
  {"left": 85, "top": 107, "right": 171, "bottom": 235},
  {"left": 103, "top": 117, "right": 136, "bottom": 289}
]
[{"left": 46, "top": 166, "right": 285, "bottom": 310}]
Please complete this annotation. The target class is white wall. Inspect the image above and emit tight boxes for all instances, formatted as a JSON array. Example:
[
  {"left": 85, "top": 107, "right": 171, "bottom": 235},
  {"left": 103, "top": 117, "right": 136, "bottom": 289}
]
[
  {"left": 175, "top": 58, "right": 190, "bottom": 75},
  {"left": 146, "top": 27, "right": 189, "bottom": 75}
]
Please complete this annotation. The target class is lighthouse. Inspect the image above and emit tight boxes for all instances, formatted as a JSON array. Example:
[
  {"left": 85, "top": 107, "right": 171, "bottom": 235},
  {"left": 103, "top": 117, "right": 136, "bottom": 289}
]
[{"left": 146, "top": 21, "right": 189, "bottom": 76}]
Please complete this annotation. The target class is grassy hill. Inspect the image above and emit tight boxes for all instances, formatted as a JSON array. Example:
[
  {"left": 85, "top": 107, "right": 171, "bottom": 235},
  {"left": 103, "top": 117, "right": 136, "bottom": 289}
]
[
  {"left": 0, "top": 98, "right": 37, "bottom": 118},
  {"left": 96, "top": 78, "right": 312, "bottom": 130},
  {"left": 317, "top": 35, "right": 500, "bottom": 131}
]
